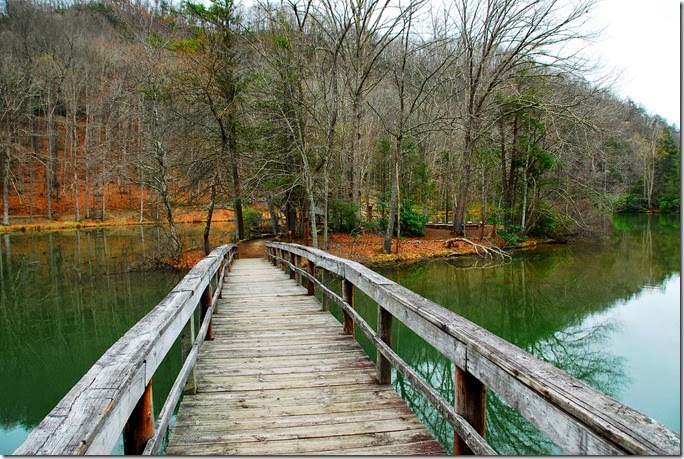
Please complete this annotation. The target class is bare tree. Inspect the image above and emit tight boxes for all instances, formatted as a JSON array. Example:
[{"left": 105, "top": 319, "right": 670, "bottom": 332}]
[
  {"left": 446, "top": 0, "right": 596, "bottom": 234},
  {"left": 310, "top": 0, "right": 352, "bottom": 249},
  {"left": 341, "top": 0, "right": 406, "bottom": 210}
]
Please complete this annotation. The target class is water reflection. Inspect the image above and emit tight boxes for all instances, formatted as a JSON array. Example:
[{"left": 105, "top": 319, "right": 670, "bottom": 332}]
[
  {"left": 365, "top": 214, "right": 680, "bottom": 454},
  {"left": 0, "top": 226, "right": 189, "bottom": 454}
]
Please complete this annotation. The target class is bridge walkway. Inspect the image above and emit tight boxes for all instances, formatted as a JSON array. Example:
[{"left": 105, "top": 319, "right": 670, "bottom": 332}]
[{"left": 165, "top": 258, "right": 444, "bottom": 455}]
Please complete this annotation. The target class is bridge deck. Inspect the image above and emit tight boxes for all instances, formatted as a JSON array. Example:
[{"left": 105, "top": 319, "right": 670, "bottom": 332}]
[{"left": 166, "top": 258, "right": 444, "bottom": 455}]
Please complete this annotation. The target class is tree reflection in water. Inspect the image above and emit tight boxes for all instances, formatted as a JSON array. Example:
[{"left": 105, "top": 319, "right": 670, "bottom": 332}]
[
  {"left": 390, "top": 315, "right": 627, "bottom": 454},
  {"left": 373, "top": 214, "right": 680, "bottom": 453},
  {"left": 0, "top": 228, "right": 183, "bottom": 454}
]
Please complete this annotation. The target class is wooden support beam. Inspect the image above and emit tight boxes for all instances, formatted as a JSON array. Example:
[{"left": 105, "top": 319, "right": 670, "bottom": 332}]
[
  {"left": 123, "top": 380, "right": 154, "bottom": 455},
  {"left": 377, "top": 306, "right": 392, "bottom": 384},
  {"left": 342, "top": 279, "right": 354, "bottom": 336},
  {"left": 321, "top": 270, "right": 329, "bottom": 311},
  {"left": 289, "top": 252, "right": 296, "bottom": 279},
  {"left": 218, "top": 260, "right": 225, "bottom": 299},
  {"left": 181, "top": 317, "right": 197, "bottom": 395},
  {"left": 454, "top": 366, "right": 487, "bottom": 455},
  {"left": 295, "top": 255, "right": 302, "bottom": 285},
  {"left": 200, "top": 284, "right": 214, "bottom": 341},
  {"left": 307, "top": 259, "right": 315, "bottom": 296}
]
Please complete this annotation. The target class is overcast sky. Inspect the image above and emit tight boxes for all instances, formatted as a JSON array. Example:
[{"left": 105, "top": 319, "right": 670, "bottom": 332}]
[{"left": 586, "top": 0, "right": 680, "bottom": 128}]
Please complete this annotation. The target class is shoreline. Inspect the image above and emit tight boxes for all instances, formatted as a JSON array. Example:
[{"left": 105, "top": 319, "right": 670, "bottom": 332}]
[
  {"left": 284, "top": 229, "right": 559, "bottom": 268},
  {"left": 1, "top": 213, "right": 562, "bottom": 270},
  {"left": 0, "top": 209, "right": 237, "bottom": 234}
]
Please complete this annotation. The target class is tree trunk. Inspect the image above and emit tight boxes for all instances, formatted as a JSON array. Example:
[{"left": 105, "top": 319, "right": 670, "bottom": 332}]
[
  {"left": 453, "top": 148, "right": 473, "bottom": 235},
  {"left": 267, "top": 196, "right": 280, "bottom": 234},
  {"left": 71, "top": 110, "right": 81, "bottom": 223},
  {"left": 323, "top": 161, "right": 330, "bottom": 250},
  {"left": 351, "top": 91, "right": 363, "bottom": 206},
  {"left": 31, "top": 116, "right": 42, "bottom": 221},
  {"left": 286, "top": 193, "right": 296, "bottom": 235},
  {"left": 161, "top": 185, "right": 181, "bottom": 255},
  {"left": 46, "top": 101, "right": 56, "bottom": 221},
  {"left": 2, "top": 125, "right": 10, "bottom": 226},
  {"left": 228, "top": 116, "right": 244, "bottom": 240},
  {"left": 203, "top": 180, "right": 217, "bottom": 255},
  {"left": 521, "top": 150, "right": 530, "bottom": 233},
  {"left": 84, "top": 101, "right": 91, "bottom": 220},
  {"left": 383, "top": 136, "right": 401, "bottom": 254},
  {"left": 139, "top": 182, "right": 145, "bottom": 223},
  {"left": 306, "top": 178, "right": 318, "bottom": 248},
  {"left": 505, "top": 113, "right": 519, "bottom": 225},
  {"left": 646, "top": 131, "right": 658, "bottom": 210}
]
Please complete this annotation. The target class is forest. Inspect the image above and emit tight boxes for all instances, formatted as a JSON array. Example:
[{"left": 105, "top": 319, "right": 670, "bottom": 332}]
[{"left": 0, "top": 0, "right": 680, "bottom": 257}]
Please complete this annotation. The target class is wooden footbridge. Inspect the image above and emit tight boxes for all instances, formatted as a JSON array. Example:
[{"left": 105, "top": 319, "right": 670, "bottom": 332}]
[{"left": 15, "top": 243, "right": 680, "bottom": 455}]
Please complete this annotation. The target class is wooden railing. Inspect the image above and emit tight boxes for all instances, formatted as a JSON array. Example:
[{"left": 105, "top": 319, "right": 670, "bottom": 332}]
[
  {"left": 266, "top": 242, "right": 680, "bottom": 455},
  {"left": 15, "top": 244, "right": 238, "bottom": 456}
]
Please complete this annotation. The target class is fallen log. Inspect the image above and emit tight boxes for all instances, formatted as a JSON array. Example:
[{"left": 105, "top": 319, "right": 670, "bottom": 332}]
[{"left": 445, "top": 237, "right": 511, "bottom": 260}]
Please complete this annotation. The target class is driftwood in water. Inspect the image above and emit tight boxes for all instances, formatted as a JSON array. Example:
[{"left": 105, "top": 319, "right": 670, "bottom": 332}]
[{"left": 445, "top": 237, "right": 511, "bottom": 259}]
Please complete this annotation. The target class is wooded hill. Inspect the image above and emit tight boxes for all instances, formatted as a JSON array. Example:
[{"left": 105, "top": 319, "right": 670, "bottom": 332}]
[{"left": 0, "top": 0, "right": 680, "bottom": 255}]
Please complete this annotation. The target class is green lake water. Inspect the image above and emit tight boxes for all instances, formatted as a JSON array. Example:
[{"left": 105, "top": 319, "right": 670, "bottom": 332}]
[
  {"left": 0, "top": 215, "right": 680, "bottom": 454},
  {"left": 326, "top": 214, "right": 680, "bottom": 454},
  {"left": 0, "top": 224, "right": 234, "bottom": 455}
]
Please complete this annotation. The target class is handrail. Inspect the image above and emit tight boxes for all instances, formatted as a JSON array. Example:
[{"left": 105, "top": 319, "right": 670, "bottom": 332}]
[
  {"left": 266, "top": 242, "right": 681, "bottom": 456},
  {"left": 15, "top": 244, "right": 238, "bottom": 455}
]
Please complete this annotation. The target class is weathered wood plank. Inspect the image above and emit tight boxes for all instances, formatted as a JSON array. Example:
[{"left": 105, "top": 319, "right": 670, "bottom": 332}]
[
  {"left": 267, "top": 242, "right": 681, "bottom": 456},
  {"left": 194, "top": 361, "right": 375, "bottom": 377},
  {"left": 179, "top": 397, "right": 412, "bottom": 415},
  {"left": 200, "top": 342, "right": 364, "bottom": 356},
  {"left": 170, "top": 417, "right": 428, "bottom": 444},
  {"left": 167, "top": 429, "right": 439, "bottom": 455},
  {"left": 173, "top": 384, "right": 401, "bottom": 406},
  {"left": 173, "top": 407, "right": 423, "bottom": 430},
  {"left": 321, "top": 440, "right": 446, "bottom": 455},
  {"left": 167, "top": 257, "right": 444, "bottom": 456}
]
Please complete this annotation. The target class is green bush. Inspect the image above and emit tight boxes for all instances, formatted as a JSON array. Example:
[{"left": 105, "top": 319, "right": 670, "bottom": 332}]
[
  {"left": 528, "top": 207, "right": 572, "bottom": 241},
  {"left": 499, "top": 225, "right": 525, "bottom": 245},
  {"left": 243, "top": 208, "right": 263, "bottom": 238},
  {"left": 613, "top": 194, "right": 647, "bottom": 213},
  {"left": 363, "top": 218, "right": 384, "bottom": 234},
  {"left": 374, "top": 200, "right": 429, "bottom": 237},
  {"left": 400, "top": 204, "right": 429, "bottom": 236},
  {"left": 659, "top": 197, "right": 680, "bottom": 213},
  {"left": 330, "top": 199, "right": 361, "bottom": 233}
]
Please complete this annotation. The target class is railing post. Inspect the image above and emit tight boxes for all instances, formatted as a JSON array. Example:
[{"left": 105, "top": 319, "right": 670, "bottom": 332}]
[
  {"left": 200, "top": 284, "right": 214, "bottom": 341},
  {"left": 218, "top": 259, "right": 225, "bottom": 299},
  {"left": 307, "top": 259, "right": 315, "bottom": 296},
  {"left": 342, "top": 279, "right": 354, "bottom": 336},
  {"left": 181, "top": 317, "right": 197, "bottom": 395},
  {"left": 289, "top": 252, "right": 296, "bottom": 280},
  {"left": 295, "top": 255, "right": 302, "bottom": 285},
  {"left": 321, "top": 270, "right": 328, "bottom": 311},
  {"left": 454, "top": 366, "right": 487, "bottom": 455},
  {"left": 377, "top": 306, "right": 392, "bottom": 384},
  {"left": 123, "top": 380, "right": 154, "bottom": 455}
]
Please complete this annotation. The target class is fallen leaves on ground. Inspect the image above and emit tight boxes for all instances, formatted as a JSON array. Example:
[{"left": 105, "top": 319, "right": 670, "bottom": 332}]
[{"left": 325, "top": 229, "right": 479, "bottom": 266}]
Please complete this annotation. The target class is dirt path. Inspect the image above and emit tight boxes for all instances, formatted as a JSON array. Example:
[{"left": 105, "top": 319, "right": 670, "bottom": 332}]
[{"left": 238, "top": 238, "right": 272, "bottom": 258}]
